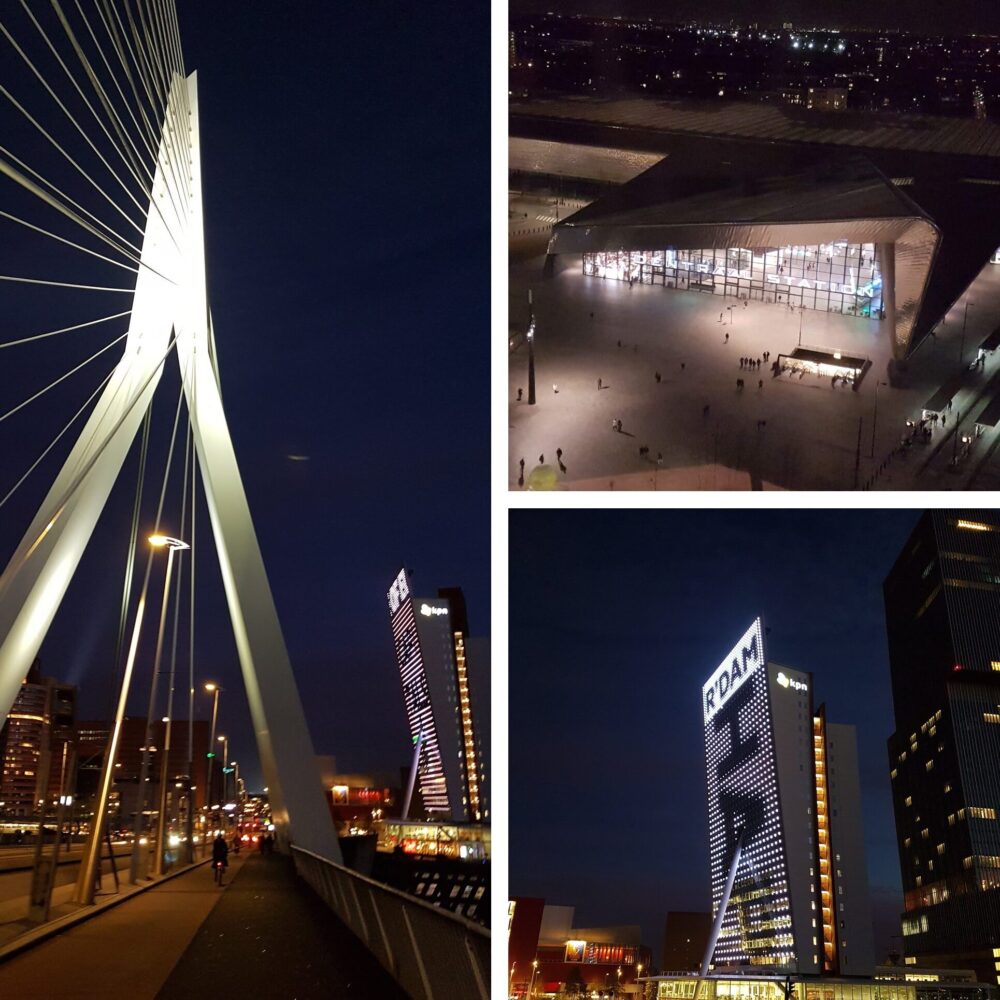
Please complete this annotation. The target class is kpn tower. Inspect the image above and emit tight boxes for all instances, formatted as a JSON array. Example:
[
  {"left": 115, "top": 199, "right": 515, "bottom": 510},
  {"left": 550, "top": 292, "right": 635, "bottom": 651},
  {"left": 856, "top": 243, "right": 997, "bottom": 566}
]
[{"left": 702, "top": 618, "right": 874, "bottom": 977}]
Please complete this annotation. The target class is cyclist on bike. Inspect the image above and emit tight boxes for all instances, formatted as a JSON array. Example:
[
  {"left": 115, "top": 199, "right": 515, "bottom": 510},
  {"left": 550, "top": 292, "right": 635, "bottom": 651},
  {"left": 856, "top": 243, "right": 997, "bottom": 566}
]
[{"left": 212, "top": 833, "right": 229, "bottom": 885}]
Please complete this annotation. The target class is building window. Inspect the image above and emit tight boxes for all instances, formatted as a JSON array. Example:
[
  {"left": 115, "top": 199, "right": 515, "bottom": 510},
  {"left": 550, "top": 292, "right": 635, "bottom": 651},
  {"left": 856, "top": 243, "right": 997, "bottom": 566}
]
[
  {"left": 925, "top": 760, "right": 935, "bottom": 772},
  {"left": 905, "top": 795, "right": 913, "bottom": 806},
  {"left": 937, "top": 843, "right": 946, "bottom": 855}
]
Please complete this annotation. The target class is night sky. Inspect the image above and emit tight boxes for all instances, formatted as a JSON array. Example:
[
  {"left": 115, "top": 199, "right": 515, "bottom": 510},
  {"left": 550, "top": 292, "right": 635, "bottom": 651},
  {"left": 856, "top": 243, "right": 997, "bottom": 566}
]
[
  {"left": 510, "top": 509, "right": 923, "bottom": 964},
  {"left": 509, "top": 0, "right": 1000, "bottom": 34},
  {"left": 0, "top": 2, "right": 488, "bottom": 791}
]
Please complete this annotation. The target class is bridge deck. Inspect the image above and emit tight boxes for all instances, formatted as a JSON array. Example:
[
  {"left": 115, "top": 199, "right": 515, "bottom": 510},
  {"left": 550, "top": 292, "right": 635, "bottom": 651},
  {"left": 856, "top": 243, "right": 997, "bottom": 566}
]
[{"left": 0, "top": 852, "right": 405, "bottom": 999}]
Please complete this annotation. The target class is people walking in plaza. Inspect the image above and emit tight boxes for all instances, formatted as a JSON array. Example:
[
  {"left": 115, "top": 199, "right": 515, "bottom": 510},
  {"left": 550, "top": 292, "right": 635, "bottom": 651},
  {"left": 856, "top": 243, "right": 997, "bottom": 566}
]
[
  {"left": 703, "top": 403, "right": 710, "bottom": 417},
  {"left": 517, "top": 387, "right": 523, "bottom": 401},
  {"left": 519, "top": 457, "right": 524, "bottom": 474},
  {"left": 617, "top": 418, "right": 623, "bottom": 433},
  {"left": 617, "top": 339, "right": 622, "bottom": 348},
  {"left": 719, "top": 311, "right": 724, "bottom": 322},
  {"left": 552, "top": 384, "right": 559, "bottom": 393},
  {"left": 539, "top": 453, "right": 544, "bottom": 464},
  {"left": 597, "top": 377, "right": 602, "bottom": 390},
  {"left": 724, "top": 332, "right": 729, "bottom": 343},
  {"left": 654, "top": 371, "right": 661, "bottom": 383},
  {"left": 758, "top": 379, "right": 763, "bottom": 390},
  {"left": 681, "top": 362, "right": 685, "bottom": 371},
  {"left": 556, "top": 448, "right": 562, "bottom": 461}
]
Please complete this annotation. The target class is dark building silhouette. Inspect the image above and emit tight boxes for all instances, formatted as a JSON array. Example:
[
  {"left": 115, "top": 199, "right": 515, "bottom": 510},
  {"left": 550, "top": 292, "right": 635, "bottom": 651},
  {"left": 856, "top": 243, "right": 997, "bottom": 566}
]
[
  {"left": 662, "top": 911, "right": 712, "bottom": 972},
  {"left": 883, "top": 511, "right": 1000, "bottom": 984}
]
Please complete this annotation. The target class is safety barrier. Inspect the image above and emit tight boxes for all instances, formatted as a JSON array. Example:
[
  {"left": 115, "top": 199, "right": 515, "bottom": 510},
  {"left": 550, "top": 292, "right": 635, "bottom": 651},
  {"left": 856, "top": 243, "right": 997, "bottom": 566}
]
[{"left": 291, "top": 845, "right": 490, "bottom": 1000}]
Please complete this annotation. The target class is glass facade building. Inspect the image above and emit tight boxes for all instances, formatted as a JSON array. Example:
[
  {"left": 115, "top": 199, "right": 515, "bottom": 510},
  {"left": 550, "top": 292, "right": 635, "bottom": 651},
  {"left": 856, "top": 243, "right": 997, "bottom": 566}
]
[
  {"left": 583, "top": 242, "right": 883, "bottom": 318},
  {"left": 884, "top": 512, "right": 1000, "bottom": 984}
]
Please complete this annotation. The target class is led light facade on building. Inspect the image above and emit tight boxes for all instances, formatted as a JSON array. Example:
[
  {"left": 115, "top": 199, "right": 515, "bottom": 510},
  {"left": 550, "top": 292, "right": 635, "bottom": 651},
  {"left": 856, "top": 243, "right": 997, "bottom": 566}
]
[
  {"left": 387, "top": 569, "right": 489, "bottom": 823},
  {"left": 703, "top": 618, "right": 874, "bottom": 975},
  {"left": 883, "top": 511, "right": 1000, "bottom": 985}
]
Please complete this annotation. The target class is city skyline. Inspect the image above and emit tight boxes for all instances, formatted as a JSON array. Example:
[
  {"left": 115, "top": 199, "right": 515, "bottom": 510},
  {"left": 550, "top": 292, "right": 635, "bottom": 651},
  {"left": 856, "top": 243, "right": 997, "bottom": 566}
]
[
  {"left": 510, "top": 509, "right": 924, "bottom": 964},
  {"left": 509, "top": 1, "right": 1000, "bottom": 35}
]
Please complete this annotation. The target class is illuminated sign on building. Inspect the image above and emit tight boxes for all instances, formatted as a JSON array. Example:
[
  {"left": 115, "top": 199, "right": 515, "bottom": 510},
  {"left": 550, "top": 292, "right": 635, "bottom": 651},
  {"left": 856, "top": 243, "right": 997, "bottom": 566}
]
[
  {"left": 703, "top": 617, "right": 796, "bottom": 968},
  {"left": 776, "top": 671, "right": 808, "bottom": 693},
  {"left": 420, "top": 603, "right": 448, "bottom": 617},
  {"left": 565, "top": 940, "right": 587, "bottom": 963},
  {"left": 387, "top": 568, "right": 409, "bottom": 614},
  {"left": 703, "top": 618, "right": 763, "bottom": 722}
]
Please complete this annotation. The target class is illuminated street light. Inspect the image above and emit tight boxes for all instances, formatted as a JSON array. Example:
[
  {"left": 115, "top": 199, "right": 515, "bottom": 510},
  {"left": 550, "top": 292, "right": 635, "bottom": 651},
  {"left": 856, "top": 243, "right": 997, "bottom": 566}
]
[
  {"left": 527, "top": 289, "right": 536, "bottom": 406},
  {"left": 133, "top": 534, "right": 188, "bottom": 884}
]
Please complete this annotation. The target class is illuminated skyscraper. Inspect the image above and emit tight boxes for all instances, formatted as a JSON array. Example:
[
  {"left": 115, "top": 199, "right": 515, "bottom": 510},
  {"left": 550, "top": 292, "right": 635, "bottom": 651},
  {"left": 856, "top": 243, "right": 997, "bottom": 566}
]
[
  {"left": 387, "top": 569, "right": 489, "bottom": 823},
  {"left": 702, "top": 618, "right": 873, "bottom": 975},
  {"left": 883, "top": 511, "right": 1000, "bottom": 984},
  {"left": 0, "top": 659, "right": 75, "bottom": 820}
]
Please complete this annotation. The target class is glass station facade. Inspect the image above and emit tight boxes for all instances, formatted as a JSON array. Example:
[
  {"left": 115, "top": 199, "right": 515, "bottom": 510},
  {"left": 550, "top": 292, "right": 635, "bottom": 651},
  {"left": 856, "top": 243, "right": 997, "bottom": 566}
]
[
  {"left": 583, "top": 242, "right": 883, "bottom": 318},
  {"left": 652, "top": 977, "right": 916, "bottom": 1000}
]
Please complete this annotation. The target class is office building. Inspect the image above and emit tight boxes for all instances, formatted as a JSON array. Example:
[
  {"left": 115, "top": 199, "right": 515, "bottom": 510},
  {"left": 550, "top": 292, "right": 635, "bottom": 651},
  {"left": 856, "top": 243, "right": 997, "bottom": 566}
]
[
  {"left": 387, "top": 568, "right": 489, "bottom": 823},
  {"left": 76, "top": 717, "right": 210, "bottom": 831},
  {"left": 703, "top": 618, "right": 874, "bottom": 975},
  {"left": 883, "top": 511, "right": 1000, "bottom": 984},
  {"left": 0, "top": 659, "right": 75, "bottom": 822}
]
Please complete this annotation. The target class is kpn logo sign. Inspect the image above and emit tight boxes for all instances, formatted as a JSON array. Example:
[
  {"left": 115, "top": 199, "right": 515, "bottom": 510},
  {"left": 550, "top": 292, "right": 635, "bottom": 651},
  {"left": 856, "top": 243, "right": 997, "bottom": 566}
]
[
  {"left": 776, "top": 670, "right": 808, "bottom": 693},
  {"left": 703, "top": 617, "right": 765, "bottom": 723}
]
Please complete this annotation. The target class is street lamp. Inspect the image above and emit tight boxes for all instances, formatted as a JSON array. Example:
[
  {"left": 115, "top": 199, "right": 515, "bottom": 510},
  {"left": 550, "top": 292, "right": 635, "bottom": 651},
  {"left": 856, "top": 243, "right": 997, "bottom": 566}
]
[
  {"left": 527, "top": 289, "right": 536, "bottom": 406},
  {"left": 217, "top": 735, "right": 229, "bottom": 828},
  {"left": 131, "top": 535, "right": 189, "bottom": 885},
  {"left": 204, "top": 682, "right": 222, "bottom": 843},
  {"left": 527, "top": 959, "right": 539, "bottom": 1000},
  {"left": 74, "top": 532, "right": 182, "bottom": 903}
]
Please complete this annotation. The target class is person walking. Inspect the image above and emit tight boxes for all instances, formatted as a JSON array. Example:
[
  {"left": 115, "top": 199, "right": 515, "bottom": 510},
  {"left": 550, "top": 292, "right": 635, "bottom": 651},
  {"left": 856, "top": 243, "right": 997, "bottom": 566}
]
[
  {"left": 517, "top": 387, "right": 523, "bottom": 401},
  {"left": 597, "top": 377, "right": 602, "bottom": 390},
  {"left": 724, "top": 332, "right": 729, "bottom": 343},
  {"left": 212, "top": 834, "right": 229, "bottom": 886},
  {"left": 556, "top": 448, "right": 563, "bottom": 461}
]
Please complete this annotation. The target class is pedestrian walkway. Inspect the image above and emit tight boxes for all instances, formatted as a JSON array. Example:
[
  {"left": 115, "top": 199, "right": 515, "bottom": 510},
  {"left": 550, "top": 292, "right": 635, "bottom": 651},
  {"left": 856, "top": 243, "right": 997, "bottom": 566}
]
[
  {"left": 158, "top": 852, "right": 407, "bottom": 999},
  {"left": 0, "top": 851, "right": 407, "bottom": 999}
]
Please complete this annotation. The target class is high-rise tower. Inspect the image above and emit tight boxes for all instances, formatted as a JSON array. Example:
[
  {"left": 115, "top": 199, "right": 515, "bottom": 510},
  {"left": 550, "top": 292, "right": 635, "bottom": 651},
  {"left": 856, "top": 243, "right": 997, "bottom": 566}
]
[
  {"left": 702, "top": 618, "right": 874, "bottom": 975},
  {"left": 387, "top": 569, "right": 489, "bottom": 823},
  {"left": 883, "top": 511, "right": 1000, "bottom": 983}
]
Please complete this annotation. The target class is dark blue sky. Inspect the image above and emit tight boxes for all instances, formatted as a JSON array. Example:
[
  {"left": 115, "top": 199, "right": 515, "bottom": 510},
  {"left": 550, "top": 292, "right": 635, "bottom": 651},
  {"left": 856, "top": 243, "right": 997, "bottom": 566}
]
[
  {"left": 0, "top": 2, "right": 488, "bottom": 790},
  {"left": 510, "top": 509, "right": 921, "bottom": 964}
]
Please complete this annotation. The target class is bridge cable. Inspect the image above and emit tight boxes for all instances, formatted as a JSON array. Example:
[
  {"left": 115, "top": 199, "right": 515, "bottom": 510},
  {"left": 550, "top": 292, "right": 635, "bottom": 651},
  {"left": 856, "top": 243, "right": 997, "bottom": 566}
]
[
  {"left": 0, "top": 362, "right": 116, "bottom": 511},
  {"left": 0, "top": 142, "right": 145, "bottom": 259},
  {"left": 0, "top": 329, "right": 129, "bottom": 426},
  {"left": 0, "top": 309, "right": 131, "bottom": 350},
  {"left": 4, "top": 334, "right": 179, "bottom": 579},
  {"left": 10, "top": 5, "right": 153, "bottom": 209},
  {"left": 105, "top": 402, "right": 152, "bottom": 722}
]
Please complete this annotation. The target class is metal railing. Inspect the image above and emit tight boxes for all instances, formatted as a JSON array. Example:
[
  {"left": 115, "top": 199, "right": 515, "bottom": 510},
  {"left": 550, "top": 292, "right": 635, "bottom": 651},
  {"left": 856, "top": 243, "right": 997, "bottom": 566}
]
[{"left": 291, "top": 845, "right": 490, "bottom": 1000}]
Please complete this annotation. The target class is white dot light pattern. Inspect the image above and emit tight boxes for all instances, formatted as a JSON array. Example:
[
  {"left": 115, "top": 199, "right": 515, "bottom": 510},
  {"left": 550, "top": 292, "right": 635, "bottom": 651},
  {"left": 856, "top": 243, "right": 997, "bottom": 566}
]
[
  {"left": 387, "top": 569, "right": 449, "bottom": 813},
  {"left": 703, "top": 618, "right": 797, "bottom": 967}
]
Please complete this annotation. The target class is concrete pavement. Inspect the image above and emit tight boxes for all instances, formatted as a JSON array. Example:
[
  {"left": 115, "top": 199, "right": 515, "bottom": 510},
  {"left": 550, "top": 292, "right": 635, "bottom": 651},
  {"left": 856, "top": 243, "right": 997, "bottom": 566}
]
[
  {"left": 0, "top": 851, "right": 407, "bottom": 999},
  {"left": 0, "top": 855, "right": 237, "bottom": 998}
]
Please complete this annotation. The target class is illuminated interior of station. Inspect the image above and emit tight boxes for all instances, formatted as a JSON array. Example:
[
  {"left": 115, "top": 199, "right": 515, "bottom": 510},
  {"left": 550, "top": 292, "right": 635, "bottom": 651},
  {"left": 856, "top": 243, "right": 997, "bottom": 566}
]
[{"left": 583, "top": 243, "right": 883, "bottom": 319}]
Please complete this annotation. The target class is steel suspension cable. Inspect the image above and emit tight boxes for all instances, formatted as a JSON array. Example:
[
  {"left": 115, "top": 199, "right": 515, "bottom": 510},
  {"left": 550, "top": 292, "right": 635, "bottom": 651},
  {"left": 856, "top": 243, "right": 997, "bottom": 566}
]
[
  {"left": 105, "top": 403, "right": 152, "bottom": 721},
  {"left": 0, "top": 362, "right": 115, "bottom": 511},
  {"left": 0, "top": 329, "right": 128, "bottom": 425},
  {"left": 0, "top": 309, "right": 130, "bottom": 350},
  {"left": 0, "top": 208, "right": 139, "bottom": 273}
]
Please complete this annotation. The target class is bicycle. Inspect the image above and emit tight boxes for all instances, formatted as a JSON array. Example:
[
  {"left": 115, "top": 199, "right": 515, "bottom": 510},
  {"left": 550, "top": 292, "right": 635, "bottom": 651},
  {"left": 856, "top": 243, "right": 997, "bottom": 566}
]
[{"left": 213, "top": 860, "right": 226, "bottom": 885}]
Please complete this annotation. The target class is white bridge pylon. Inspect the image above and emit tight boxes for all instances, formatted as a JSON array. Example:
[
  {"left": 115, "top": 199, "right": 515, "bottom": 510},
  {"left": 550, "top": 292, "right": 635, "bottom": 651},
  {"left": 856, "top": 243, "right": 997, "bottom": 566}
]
[{"left": 0, "top": 72, "right": 341, "bottom": 865}]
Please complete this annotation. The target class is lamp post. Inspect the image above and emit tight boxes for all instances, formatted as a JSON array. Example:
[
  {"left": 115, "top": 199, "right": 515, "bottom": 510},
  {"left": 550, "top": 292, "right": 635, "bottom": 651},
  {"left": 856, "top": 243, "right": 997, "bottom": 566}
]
[
  {"left": 527, "top": 959, "right": 539, "bottom": 1000},
  {"left": 130, "top": 535, "right": 188, "bottom": 885},
  {"left": 959, "top": 300, "right": 971, "bottom": 373},
  {"left": 151, "top": 537, "right": 189, "bottom": 877},
  {"left": 74, "top": 533, "right": 174, "bottom": 904},
  {"left": 870, "top": 380, "right": 888, "bottom": 459},
  {"left": 527, "top": 289, "right": 536, "bottom": 406},
  {"left": 217, "top": 735, "right": 229, "bottom": 831},
  {"left": 204, "top": 682, "right": 221, "bottom": 843}
]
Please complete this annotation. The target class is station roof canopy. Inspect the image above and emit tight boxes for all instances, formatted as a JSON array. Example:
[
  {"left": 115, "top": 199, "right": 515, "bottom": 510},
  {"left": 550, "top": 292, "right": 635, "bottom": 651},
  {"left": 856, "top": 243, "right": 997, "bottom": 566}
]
[{"left": 522, "top": 106, "right": 1000, "bottom": 358}]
